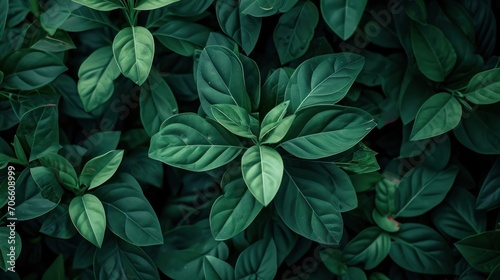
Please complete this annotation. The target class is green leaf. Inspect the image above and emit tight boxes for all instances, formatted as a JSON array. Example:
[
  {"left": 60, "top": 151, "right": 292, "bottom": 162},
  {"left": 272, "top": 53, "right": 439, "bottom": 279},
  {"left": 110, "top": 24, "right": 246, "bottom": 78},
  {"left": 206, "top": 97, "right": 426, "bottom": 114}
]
[
  {"left": 140, "top": 68, "right": 178, "bottom": 137},
  {"left": 203, "top": 256, "right": 234, "bottom": 280},
  {"left": 197, "top": 46, "right": 251, "bottom": 117},
  {"left": 0, "top": 227, "right": 21, "bottom": 272},
  {"left": 390, "top": 223, "right": 454, "bottom": 275},
  {"left": 71, "top": 0, "right": 123, "bottom": 11},
  {"left": 274, "top": 1, "right": 319, "bottom": 64},
  {"left": 15, "top": 169, "right": 59, "bottom": 220},
  {"left": 320, "top": 249, "right": 347, "bottom": 276},
  {"left": 42, "top": 255, "right": 65, "bottom": 280},
  {"left": 464, "top": 69, "right": 500, "bottom": 105},
  {"left": 77, "top": 46, "right": 121, "bottom": 112},
  {"left": 154, "top": 20, "right": 211, "bottom": 56},
  {"left": 374, "top": 179, "right": 397, "bottom": 215},
  {"left": 320, "top": 0, "right": 367, "bottom": 40},
  {"left": 210, "top": 177, "right": 263, "bottom": 240},
  {"left": 149, "top": 113, "right": 243, "bottom": 171},
  {"left": 403, "top": 0, "right": 427, "bottom": 25},
  {"left": 262, "top": 115, "right": 295, "bottom": 145},
  {"left": 135, "top": 0, "right": 180, "bottom": 10},
  {"left": 69, "top": 194, "right": 106, "bottom": 248},
  {"left": 235, "top": 239, "right": 278, "bottom": 279},
  {"left": 433, "top": 188, "right": 486, "bottom": 239},
  {"left": 40, "top": 204, "right": 77, "bottom": 239},
  {"left": 216, "top": 0, "right": 262, "bottom": 55},
  {"left": 394, "top": 165, "right": 458, "bottom": 217},
  {"left": 455, "top": 231, "right": 500, "bottom": 273},
  {"left": 285, "top": 53, "right": 364, "bottom": 112},
  {"left": 453, "top": 110, "right": 500, "bottom": 155},
  {"left": 31, "top": 166, "right": 64, "bottom": 203},
  {"left": 340, "top": 267, "right": 367, "bottom": 280},
  {"left": 280, "top": 105, "right": 376, "bottom": 159},
  {"left": 112, "top": 26, "right": 154, "bottom": 86},
  {"left": 241, "top": 145, "right": 284, "bottom": 206},
  {"left": 92, "top": 173, "right": 163, "bottom": 246},
  {"left": 79, "top": 150, "right": 124, "bottom": 190},
  {"left": 343, "top": 227, "right": 390, "bottom": 270},
  {"left": 238, "top": 53, "right": 261, "bottom": 111},
  {"left": 119, "top": 147, "right": 163, "bottom": 188},
  {"left": 240, "top": 0, "right": 285, "bottom": 17},
  {"left": 211, "top": 104, "right": 258, "bottom": 139},
  {"left": 410, "top": 92, "right": 462, "bottom": 141},
  {"left": 2, "top": 49, "right": 67, "bottom": 90},
  {"left": 94, "top": 236, "right": 160, "bottom": 280},
  {"left": 0, "top": 0, "right": 7, "bottom": 39},
  {"left": 411, "top": 23, "right": 457, "bottom": 82},
  {"left": 81, "top": 131, "right": 121, "bottom": 158},
  {"left": 59, "top": 6, "right": 115, "bottom": 32},
  {"left": 260, "top": 68, "right": 291, "bottom": 117},
  {"left": 260, "top": 101, "right": 290, "bottom": 140},
  {"left": 476, "top": 157, "right": 500, "bottom": 210}
]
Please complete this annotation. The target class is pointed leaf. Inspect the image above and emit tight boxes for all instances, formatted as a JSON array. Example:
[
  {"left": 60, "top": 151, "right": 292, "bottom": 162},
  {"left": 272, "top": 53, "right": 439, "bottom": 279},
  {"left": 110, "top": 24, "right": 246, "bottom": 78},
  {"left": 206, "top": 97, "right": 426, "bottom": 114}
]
[
  {"left": 455, "top": 231, "right": 500, "bottom": 273},
  {"left": 211, "top": 104, "right": 257, "bottom": 139},
  {"left": 79, "top": 150, "right": 124, "bottom": 190},
  {"left": 235, "top": 239, "right": 278, "bottom": 279},
  {"left": 320, "top": 0, "right": 368, "bottom": 40},
  {"left": 476, "top": 157, "right": 500, "bottom": 210},
  {"left": 343, "top": 227, "right": 391, "bottom": 270},
  {"left": 464, "top": 69, "right": 500, "bottom": 105},
  {"left": 203, "top": 256, "right": 234, "bottom": 280},
  {"left": 69, "top": 194, "right": 106, "bottom": 248}
]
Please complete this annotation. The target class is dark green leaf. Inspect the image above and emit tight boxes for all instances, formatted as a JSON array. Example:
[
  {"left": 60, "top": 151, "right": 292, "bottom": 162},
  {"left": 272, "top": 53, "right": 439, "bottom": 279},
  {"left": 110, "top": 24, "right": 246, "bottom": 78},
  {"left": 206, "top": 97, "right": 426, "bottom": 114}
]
[
  {"left": 320, "top": 249, "right": 347, "bottom": 276},
  {"left": 464, "top": 69, "right": 500, "bottom": 105},
  {"left": 154, "top": 20, "right": 211, "bottom": 56},
  {"left": 343, "top": 227, "right": 391, "bottom": 270},
  {"left": 453, "top": 110, "right": 500, "bottom": 154},
  {"left": 476, "top": 157, "right": 500, "bottom": 210},
  {"left": 203, "top": 256, "right": 234, "bottom": 280},
  {"left": 40, "top": 204, "right": 77, "bottom": 239},
  {"left": 455, "top": 231, "right": 500, "bottom": 273},
  {"left": 320, "top": 0, "right": 367, "bottom": 40},
  {"left": 72, "top": 0, "right": 123, "bottom": 11},
  {"left": 235, "top": 239, "right": 277, "bottom": 279},
  {"left": 211, "top": 104, "right": 257, "bottom": 139},
  {"left": 135, "top": 0, "right": 179, "bottom": 10},
  {"left": 0, "top": 227, "right": 21, "bottom": 272},
  {"left": 42, "top": 255, "right": 65, "bottom": 280}
]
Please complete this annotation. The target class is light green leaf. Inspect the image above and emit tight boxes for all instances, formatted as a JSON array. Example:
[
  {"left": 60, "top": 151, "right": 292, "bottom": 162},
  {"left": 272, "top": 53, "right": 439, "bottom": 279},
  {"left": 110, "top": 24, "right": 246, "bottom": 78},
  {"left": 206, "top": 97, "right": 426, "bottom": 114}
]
[
  {"left": 410, "top": 92, "right": 462, "bottom": 141},
  {"left": 280, "top": 105, "right": 376, "bottom": 159},
  {"left": 59, "top": 6, "right": 115, "bottom": 32},
  {"left": 113, "top": 26, "right": 154, "bottom": 85},
  {"left": 274, "top": 1, "right": 318, "bottom": 64},
  {"left": 77, "top": 46, "right": 121, "bottom": 112},
  {"left": 149, "top": 113, "right": 243, "bottom": 171},
  {"left": 69, "top": 194, "right": 106, "bottom": 248},
  {"left": 455, "top": 231, "right": 500, "bottom": 273},
  {"left": 241, "top": 145, "right": 284, "bottom": 206},
  {"left": 259, "top": 100, "right": 289, "bottom": 140},
  {"left": 320, "top": 0, "right": 368, "bottom": 40},
  {"left": 343, "top": 227, "right": 391, "bottom": 270},
  {"left": 79, "top": 150, "right": 124, "bottom": 190},
  {"left": 210, "top": 177, "right": 263, "bottom": 240},
  {"left": 285, "top": 53, "right": 365, "bottom": 112},
  {"left": 411, "top": 23, "right": 457, "bottom": 82},
  {"left": 235, "top": 239, "right": 277, "bottom": 279},
  {"left": 394, "top": 165, "right": 458, "bottom": 217},
  {"left": 211, "top": 104, "right": 257, "bottom": 139},
  {"left": 135, "top": 0, "right": 180, "bottom": 10},
  {"left": 464, "top": 69, "right": 500, "bottom": 105},
  {"left": 390, "top": 223, "right": 454, "bottom": 275},
  {"left": 71, "top": 0, "right": 123, "bottom": 11},
  {"left": 93, "top": 173, "right": 163, "bottom": 246},
  {"left": 203, "top": 256, "right": 234, "bottom": 280},
  {"left": 154, "top": 20, "right": 211, "bottom": 56}
]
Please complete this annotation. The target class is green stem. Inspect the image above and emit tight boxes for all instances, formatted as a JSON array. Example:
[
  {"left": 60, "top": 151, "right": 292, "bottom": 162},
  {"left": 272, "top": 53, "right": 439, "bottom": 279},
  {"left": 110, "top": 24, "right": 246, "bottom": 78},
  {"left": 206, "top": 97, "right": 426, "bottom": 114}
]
[{"left": 28, "top": 0, "right": 40, "bottom": 18}]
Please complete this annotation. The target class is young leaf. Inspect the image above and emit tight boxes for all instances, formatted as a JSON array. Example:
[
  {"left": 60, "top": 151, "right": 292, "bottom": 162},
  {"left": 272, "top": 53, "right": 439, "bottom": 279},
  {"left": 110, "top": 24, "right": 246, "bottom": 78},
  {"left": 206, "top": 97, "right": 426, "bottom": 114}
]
[
  {"left": 261, "top": 115, "right": 295, "bottom": 145},
  {"left": 390, "top": 223, "right": 454, "bottom": 275},
  {"left": 280, "top": 105, "right": 376, "bottom": 159},
  {"left": 343, "top": 227, "right": 391, "bottom": 270},
  {"left": 476, "top": 157, "right": 500, "bottom": 210},
  {"left": 92, "top": 173, "right": 163, "bottom": 246},
  {"left": 149, "top": 113, "right": 244, "bottom": 171},
  {"left": 394, "top": 165, "right": 458, "bottom": 217},
  {"left": 203, "top": 256, "right": 234, "bottom": 280},
  {"left": 72, "top": 0, "right": 122, "bottom": 11},
  {"left": 77, "top": 46, "right": 121, "bottom": 112},
  {"left": 216, "top": 0, "right": 262, "bottom": 55},
  {"left": 260, "top": 101, "right": 290, "bottom": 140},
  {"left": 455, "top": 231, "right": 500, "bottom": 273},
  {"left": 453, "top": 110, "right": 500, "bottom": 155},
  {"left": 112, "top": 26, "right": 154, "bottom": 85},
  {"left": 235, "top": 239, "right": 278, "bottom": 279},
  {"left": 69, "top": 194, "right": 106, "bottom": 248},
  {"left": 320, "top": 0, "right": 367, "bottom": 40},
  {"left": 154, "top": 20, "right": 212, "bottom": 56},
  {"left": 410, "top": 92, "right": 462, "bottom": 141},
  {"left": 210, "top": 177, "right": 263, "bottom": 240},
  {"left": 241, "top": 145, "right": 284, "bottom": 206},
  {"left": 79, "top": 150, "right": 124, "bottom": 190},
  {"left": 274, "top": 1, "right": 318, "bottom": 64},
  {"left": 464, "top": 69, "right": 500, "bottom": 105},
  {"left": 134, "top": 0, "right": 179, "bottom": 10},
  {"left": 411, "top": 23, "right": 457, "bottom": 82},
  {"left": 211, "top": 104, "right": 257, "bottom": 139},
  {"left": 285, "top": 53, "right": 365, "bottom": 113},
  {"left": 197, "top": 46, "right": 251, "bottom": 117}
]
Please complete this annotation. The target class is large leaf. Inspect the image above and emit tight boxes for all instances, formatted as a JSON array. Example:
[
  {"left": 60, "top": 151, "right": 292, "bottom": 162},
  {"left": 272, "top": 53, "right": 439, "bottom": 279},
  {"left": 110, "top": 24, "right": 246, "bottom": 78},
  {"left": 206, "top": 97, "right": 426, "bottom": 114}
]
[
  {"left": 343, "top": 227, "right": 391, "bottom": 270},
  {"left": 234, "top": 239, "right": 278, "bottom": 279},
  {"left": 280, "top": 105, "right": 376, "bottom": 159},
  {"left": 77, "top": 46, "right": 121, "bottom": 112},
  {"left": 411, "top": 23, "right": 457, "bottom": 82},
  {"left": 273, "top": 1, "right": 319, "bottom": 64},
  {"left": 72, "top": 0, "right": 122, "bottom": 11},
  {"left": 284, "top": 53, "right": 365, "bottom": 112},
  {"left": 410, "top": 92, "right": 462, "bottom": 140},
  {"left": 453, "top": 110, "right": 500, "bottom": 155},
  {"left": 455, "top": 231, "right": 500, "bottom": 273},
  {"left": 197, "top": 46, "right": 251, "bottom": 117},
  {"left": 112, "top": 26, "right": 154, "bottom": 85},
  {"left": 92, "top": 173, "right": 163, "bottom": 246},
  {"left": 476, "top": 157, "right": 500, "bottom": 210},
  {"left": 154, "top": 20, "right": 211, "bottom": 56},
  {"left": 149, "top": 113, "right": 243, "bottom": 171},
  {"left": 69, "top": 194, "right": 106, "bottom": 248},
  {"left": 79, "top": 150, "right": 124, "bottom": 190},
  {"left": 2, "top": 49, "right": 67, "bottom": 90},
  {"left": 135, "top": 0, "right": 179, "bottom": 10},
  {"left": 394, "top": 165, "right": 458, "bottom": 217},
  {"left": 320, "top": 0, "right": 368, "bottom": 40},
  {"left": 216, "top": 0, "right": 262, "bottom": 55},
  {"left": 390, "top": 223, "right": 454, "bottom": 275},
  {"left": 242, "top": 145, "right": 284, "bottom": 206},
  {"left": 464, "top": 69, "right": 500, "bottom": 105},
  {"left": 210, "top": 178, "right": 263, "bottom": 240}
]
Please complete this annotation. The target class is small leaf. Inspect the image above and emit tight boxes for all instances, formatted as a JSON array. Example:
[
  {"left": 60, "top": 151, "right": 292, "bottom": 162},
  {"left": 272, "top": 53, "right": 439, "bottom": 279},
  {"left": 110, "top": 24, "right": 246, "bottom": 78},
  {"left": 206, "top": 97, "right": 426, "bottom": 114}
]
[
  {"left": 241, "top": 145, "right": 284, "bottom": 206},
  {"left": 262, "top": 115, "right": 295, "bottom": 145},
  {"left": 464, "top": 69, "right": 500, "bottom": 105},
  {"left": 211, "top": 104, "right": 257, "bottom": 139},
  {"left": 79, "top": 150, "right": 124, "bottom": 190},
  {"left": 320, "top": 0, "right": 368, "bottom": 40},
  {"left": 455, "top": 231, "right": 500, "bottom": 273},
  {"left": 260, "top": 101, "right": 290, "bottom": 140},
  {"left": 113, "top": 26, "right": 154, "bottom": 85},
  {"left": 69, "top": 194, "right": 106, "bottom": 248}
]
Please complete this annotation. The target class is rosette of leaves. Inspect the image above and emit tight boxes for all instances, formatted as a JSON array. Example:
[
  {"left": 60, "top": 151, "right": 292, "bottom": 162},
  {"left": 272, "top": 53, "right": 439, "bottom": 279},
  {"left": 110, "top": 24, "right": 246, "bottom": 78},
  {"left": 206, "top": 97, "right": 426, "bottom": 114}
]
[{"left": 149, "top": 45, "right": 377, "bottom": 245}]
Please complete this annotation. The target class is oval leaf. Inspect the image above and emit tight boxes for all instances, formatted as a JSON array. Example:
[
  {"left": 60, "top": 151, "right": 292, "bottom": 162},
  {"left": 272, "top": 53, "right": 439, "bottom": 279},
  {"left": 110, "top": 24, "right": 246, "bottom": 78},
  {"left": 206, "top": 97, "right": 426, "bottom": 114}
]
[
  {"left": 154, "top": 20, "right": 211, "bottom": 56},
  {"left": 79, "top": 150, "right": 124, "bottom": 190},
  {"left": 464, "top": 68, "right": 500, "bottom": 105},
  {"left": 69, "top": 194, "right": 106, "bottom": 248},
  {"left": 343, "top": 227, "right": 391, "bottom": 270},
  {"left": 320, "top": 0, "right": 368, "bottom": 40},
  {"left": 211, "top": 104, "right": 257, "bottom": 139},
  {"left": 235, "top": 239, "right": 278, "bottom": 279}
]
